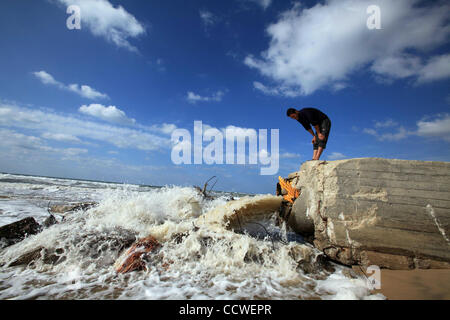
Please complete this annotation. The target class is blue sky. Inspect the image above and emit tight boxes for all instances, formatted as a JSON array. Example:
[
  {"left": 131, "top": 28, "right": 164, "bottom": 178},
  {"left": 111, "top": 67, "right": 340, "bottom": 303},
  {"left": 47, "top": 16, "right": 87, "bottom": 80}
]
[{"left": 0, "top": 0, "right": 449, "bottom": 194}]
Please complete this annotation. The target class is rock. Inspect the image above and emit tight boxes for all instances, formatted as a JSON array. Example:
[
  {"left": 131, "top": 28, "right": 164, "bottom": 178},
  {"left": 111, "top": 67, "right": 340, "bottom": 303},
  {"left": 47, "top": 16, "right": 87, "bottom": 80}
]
[
  {"left": 9, "top": 247, "right": 65, "bottom": 267},
  {"left": 0, "top": 217, "right": 41, "bottom": 248},
  {"left": 9, "top": 247, "right": 44, "bottom": 267},
  {"left": 284, "top": 158, "right": 450, "bottom": 270},
  {"left": 8, "top": 229, "right": 137, "bottom": 268},
  {"left": 49, "top": 202, "right": 97, "bottom": 214}
]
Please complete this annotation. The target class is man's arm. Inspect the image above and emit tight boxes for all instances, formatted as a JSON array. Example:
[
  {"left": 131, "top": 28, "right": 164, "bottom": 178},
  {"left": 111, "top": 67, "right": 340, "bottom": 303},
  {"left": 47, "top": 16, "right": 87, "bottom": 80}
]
[
  {"left": 314, "top": 125, "right": 325, "bottom": 140},
  {"left": 308, "top": 128, "right": 317, "bottom": 145}
]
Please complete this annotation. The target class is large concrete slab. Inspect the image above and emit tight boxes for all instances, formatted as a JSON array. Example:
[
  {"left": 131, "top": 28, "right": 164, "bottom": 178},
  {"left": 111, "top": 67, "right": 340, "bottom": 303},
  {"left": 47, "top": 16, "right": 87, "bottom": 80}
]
[{"left": 285, "top": 158, "right": 450, "bottom": 269}]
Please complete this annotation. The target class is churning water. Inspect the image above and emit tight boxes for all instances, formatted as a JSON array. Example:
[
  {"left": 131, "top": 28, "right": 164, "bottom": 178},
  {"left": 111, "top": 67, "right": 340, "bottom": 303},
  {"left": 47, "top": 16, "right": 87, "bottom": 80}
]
[{"left": 0, "top": 173, "right": 384, "bottom": 300}]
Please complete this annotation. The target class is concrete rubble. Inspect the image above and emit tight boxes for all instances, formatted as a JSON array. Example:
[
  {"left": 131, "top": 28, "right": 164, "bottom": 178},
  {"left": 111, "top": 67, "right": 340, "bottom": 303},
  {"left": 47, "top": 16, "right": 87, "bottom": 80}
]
[{"left": 280, "top": 158, "right": 450, "bottom": 270}]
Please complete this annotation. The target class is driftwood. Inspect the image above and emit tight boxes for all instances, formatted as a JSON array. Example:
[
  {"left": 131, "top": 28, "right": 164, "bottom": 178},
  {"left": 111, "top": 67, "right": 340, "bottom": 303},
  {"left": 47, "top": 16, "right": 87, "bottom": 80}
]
[
  {"left": 194, "top": 176, "right": 218, "bottom": 200},
  {"left": 115, "top": 235, "right": 160, "bottom": 273}
]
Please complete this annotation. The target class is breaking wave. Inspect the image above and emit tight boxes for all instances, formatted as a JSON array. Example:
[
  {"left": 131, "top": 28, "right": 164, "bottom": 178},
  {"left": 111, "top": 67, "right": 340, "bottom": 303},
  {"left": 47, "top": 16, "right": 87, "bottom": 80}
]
[{"left": 0, "top": 174, "right": 384, "bottom": 300}]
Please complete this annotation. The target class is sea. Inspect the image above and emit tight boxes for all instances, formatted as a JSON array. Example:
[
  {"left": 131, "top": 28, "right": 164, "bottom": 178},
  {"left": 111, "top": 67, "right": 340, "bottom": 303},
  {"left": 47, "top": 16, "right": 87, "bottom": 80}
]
[{"left": 0, "top": 172, "right": 385, "bottom": 300}]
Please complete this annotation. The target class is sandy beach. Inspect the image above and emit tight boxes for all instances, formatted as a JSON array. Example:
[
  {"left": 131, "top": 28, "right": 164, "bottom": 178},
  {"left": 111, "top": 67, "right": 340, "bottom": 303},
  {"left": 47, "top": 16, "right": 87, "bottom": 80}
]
[{"left": 372, "top": 269, "right": 450, "bottom": 300}]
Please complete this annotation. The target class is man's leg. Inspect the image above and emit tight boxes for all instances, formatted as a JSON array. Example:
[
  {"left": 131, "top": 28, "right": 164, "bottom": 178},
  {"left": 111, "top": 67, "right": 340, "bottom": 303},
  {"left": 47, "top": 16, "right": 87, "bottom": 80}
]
[
  {"left": 312, "top": 134, "right": 319, "bottom": 160},
  {"left": 315, "top": 147, "right": 324, "bottom": 160},
  {"left": 315, "top": 119, "right": 331, "bottom": 160}
]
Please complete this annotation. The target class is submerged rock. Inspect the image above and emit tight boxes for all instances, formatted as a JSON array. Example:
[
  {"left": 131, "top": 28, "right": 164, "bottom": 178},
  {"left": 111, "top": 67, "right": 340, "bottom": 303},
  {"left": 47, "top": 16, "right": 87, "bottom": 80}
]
[
  {"left": 0, "top": 217, "right": 41, "bottom": 248},
  {"left": 282, "top": 158, "right": 450, "bottom": 270},
  {"left": 9, "top": 247, "right": 66, "bottom": 267},
  {"left": 6, "top": 228, "right": 137, "bottom": 268}
]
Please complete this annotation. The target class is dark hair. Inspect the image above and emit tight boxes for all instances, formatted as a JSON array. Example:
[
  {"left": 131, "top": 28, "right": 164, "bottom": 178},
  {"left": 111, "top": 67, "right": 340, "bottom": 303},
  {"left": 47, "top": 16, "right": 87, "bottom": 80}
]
[{"left": 286, "top": 108, "right": 297, "bottom": 117}]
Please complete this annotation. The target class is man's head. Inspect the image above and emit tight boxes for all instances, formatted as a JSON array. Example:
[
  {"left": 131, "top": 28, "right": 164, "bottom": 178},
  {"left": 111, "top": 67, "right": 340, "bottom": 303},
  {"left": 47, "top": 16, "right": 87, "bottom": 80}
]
[{"left": 287, "top": 108, "right": 298, "bottom": 120}]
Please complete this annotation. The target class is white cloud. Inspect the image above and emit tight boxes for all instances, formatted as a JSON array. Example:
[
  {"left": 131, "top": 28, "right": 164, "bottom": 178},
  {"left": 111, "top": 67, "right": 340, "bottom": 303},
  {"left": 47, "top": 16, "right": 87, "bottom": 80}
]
[
  {"left": 371, "top": 53, "right": 450, "bottom": 84},
  {"left": 186, "top": 91, "right": 225, "bottom": 104},
  {"left": 416, "top": 54, "right": 450, "bottom": 84},
  {"left": 56, "top": 0, "right": 146, "bottom": 52},
  {"left": 33, "top": 70, "right": 108, "bottom": 100},
  {"left": 33, "top": 70, "right": 59, "bottom": 86},
  {"left": 416, "top": 114, "right": 450, "bottom": 142},
  {"left": 145, "top": 123, "right": 177, "bottom": 135},
  {"left": 67, "top": 84, "right": 108, "bottom": 100},
  {"left": 0, "top": 128, "right": 44, "bottom": 152},
  {"left": 328, "top": 152, "right": 348, "bottom": 160},
  {"left": 364, "top": 114, "right": 450, "bottom": 142},
  {"left": 245, "top": 0, "right": 450, "bottom": 96},
  {"left": 0, "top": 128, "right": 88, "bottom": 159},
  {"left": 363, "top": 126, "right": 410, "bottom": 141},
  {"left": 0, "top": 102, "right": 171, "bottom": 152},
  {"left": 371, "top": 54, "right": 423, "bottom": 79},
  {"left": 41, "top": 132, "right": 82, "bottom": 143},
  {"left": 79, "top": 104, "right": 136, "bottom": 125},
  {"left": 378, "top": 127, "right": 410, "bottom": 141}
]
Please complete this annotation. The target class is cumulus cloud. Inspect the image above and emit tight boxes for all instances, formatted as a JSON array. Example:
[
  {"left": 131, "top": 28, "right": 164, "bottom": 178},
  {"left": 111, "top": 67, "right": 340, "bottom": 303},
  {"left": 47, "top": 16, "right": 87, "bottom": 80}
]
[
  {"left": 245, "top": 0, "right": 450, "bottom": 96},
  {"left": 79, "top": 104, "right": 136, "bottom": 125},
  {"left": 416, "top": 114, "right": 450, "bottom": 142},
  {"left": 56, "top": 0, "right": 146, "bottom": 52},
  {"left": 186, "top": 91, "right": 225, "bottom": 104},
  {"left": 33, "top": 70, "right": 108, "bottom": 100},
  {"left": 66, "top": 84, "right": 108, "bottom": 100},
  {"left": 33, "top": 70, "right": 59, "bottom": 86},
  {"left": 415, "top": 54, "right": 450, "bottom": 84},
  {"left": 372, "top": 54, "right": 450, "bottom": 84}
]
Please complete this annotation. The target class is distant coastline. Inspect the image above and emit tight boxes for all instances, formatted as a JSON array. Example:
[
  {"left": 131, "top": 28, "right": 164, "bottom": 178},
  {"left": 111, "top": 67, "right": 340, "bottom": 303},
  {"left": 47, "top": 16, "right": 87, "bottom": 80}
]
[{"left": 0, "top": 171, "right": 252, "bottom": 197}]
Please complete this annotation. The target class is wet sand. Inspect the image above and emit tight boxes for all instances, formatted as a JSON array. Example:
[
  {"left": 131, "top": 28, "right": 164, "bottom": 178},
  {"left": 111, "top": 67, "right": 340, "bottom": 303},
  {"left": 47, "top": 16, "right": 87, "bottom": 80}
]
[{"left": 372, "top": 269, "right": 450, "bottom": 300}]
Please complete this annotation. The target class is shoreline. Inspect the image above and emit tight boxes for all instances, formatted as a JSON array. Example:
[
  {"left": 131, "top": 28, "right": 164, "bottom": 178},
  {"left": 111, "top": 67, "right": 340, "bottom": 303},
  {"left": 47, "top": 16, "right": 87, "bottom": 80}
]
[{"left": 371, "top": 269, "right": 450, "bottom": 300}]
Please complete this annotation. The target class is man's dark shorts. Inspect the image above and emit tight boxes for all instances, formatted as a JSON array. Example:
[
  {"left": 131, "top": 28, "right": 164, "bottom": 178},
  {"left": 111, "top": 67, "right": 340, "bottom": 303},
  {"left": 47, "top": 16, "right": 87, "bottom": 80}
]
[{"left": 313, "top": 118, "right": 331, "bottom": 150}]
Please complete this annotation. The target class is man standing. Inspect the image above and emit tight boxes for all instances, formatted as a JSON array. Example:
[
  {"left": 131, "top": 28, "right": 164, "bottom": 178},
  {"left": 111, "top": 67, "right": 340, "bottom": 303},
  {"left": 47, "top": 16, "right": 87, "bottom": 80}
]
[{"left": 287, "top": 107, "right": 331, "bottom": 160}]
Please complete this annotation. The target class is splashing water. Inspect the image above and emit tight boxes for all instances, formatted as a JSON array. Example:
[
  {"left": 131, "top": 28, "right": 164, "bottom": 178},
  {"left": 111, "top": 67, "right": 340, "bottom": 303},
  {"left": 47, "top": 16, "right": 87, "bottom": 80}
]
[{"left": 0, "top": 174, "right": 384, "bottom": 300}]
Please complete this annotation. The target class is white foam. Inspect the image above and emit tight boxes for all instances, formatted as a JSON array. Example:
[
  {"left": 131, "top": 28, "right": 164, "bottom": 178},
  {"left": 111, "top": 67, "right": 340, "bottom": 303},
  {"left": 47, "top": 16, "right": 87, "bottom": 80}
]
[{"left": 0, "top": 174, "right": 384, "bottom": 300}]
